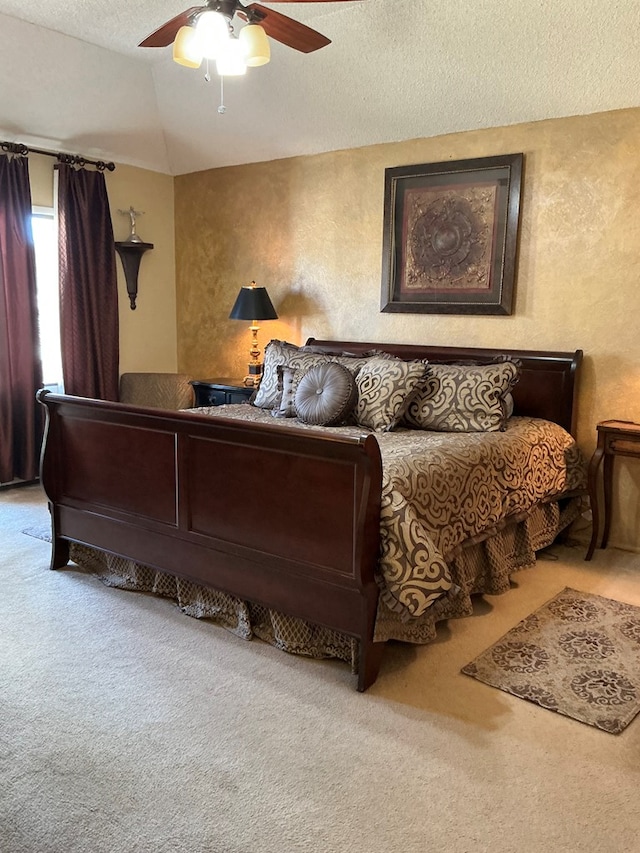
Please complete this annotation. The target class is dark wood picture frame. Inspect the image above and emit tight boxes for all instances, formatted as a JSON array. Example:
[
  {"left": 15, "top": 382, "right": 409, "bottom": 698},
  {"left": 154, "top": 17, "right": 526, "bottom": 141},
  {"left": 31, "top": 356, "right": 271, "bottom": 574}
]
[{"left": 380, "top": 153, "right": 523, "bottom": 315}]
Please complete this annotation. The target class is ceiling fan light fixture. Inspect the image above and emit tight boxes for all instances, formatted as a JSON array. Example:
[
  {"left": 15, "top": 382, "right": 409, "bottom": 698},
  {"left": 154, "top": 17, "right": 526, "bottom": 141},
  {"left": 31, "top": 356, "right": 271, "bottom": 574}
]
[
  {"left": 196, "top": 10, "right": 230, "bottom": 60},
  {"left": 139, "top": 0, "right": 340, "bottom": 111},
  {"left": 216, "top": 38, "right": 247, "bottom": 76},
  {"left": 173, "top": 25, "right": 203, "bottom": 68},
  {"left": 239, "top": 24, "right": 270, "bottom": 67}
]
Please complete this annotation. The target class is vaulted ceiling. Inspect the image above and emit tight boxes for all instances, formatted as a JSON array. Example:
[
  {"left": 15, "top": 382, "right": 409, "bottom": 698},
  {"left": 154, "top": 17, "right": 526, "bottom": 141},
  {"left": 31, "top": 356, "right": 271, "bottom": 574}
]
[{"left": 0, "top": 0, "right": 638, "bottom": 176}]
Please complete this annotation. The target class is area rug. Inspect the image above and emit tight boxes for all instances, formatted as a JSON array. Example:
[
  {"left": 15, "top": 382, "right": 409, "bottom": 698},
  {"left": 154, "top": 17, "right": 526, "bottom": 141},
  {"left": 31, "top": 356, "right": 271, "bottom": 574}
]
[
  {"left": 462, "top": 587, "right": 640, "bottom": 734},
  {"left": 22, "top": 525, "right": 51, "bottom": 542}
]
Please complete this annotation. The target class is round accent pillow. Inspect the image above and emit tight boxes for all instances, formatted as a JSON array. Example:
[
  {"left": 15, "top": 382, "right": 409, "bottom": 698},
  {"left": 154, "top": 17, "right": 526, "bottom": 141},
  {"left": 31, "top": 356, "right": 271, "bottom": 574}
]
[{"left": 294, "top": 362, "right": 357, "bottom": 426}]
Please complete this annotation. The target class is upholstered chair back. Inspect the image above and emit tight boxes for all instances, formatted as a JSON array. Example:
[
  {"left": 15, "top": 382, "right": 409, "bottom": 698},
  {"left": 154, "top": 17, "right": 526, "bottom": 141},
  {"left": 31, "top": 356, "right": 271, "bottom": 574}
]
[{"left": 118, "top": 373, "right": 195, "bottom": 410}]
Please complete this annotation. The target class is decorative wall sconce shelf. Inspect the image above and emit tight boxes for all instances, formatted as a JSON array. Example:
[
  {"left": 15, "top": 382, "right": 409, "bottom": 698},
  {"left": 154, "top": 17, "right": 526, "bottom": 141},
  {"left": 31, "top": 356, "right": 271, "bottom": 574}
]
[{"left": 115, "top": 241, "right": 154, "bottom": 310}]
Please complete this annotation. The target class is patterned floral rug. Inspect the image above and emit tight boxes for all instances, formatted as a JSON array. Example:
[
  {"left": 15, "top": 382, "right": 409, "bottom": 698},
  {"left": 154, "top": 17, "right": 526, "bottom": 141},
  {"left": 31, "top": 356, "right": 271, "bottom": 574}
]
[{"left": 462, "top": 587, "right": 640, "bottom": 734}]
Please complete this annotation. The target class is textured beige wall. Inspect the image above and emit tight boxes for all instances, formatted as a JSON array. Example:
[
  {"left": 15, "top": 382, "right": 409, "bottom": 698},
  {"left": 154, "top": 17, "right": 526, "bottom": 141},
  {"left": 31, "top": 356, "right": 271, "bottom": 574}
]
[
  {"left": 175, "top": 108, "right": 640, "bottom": 550},
  {"left": 28, "top": 154, "right": 177, "bottom": 375},
  {"left": 28, "top": 153, "right": 56, "bottom": 208},
  {"left": 108, "top": 164, "right": 176, "bottom": 374}
]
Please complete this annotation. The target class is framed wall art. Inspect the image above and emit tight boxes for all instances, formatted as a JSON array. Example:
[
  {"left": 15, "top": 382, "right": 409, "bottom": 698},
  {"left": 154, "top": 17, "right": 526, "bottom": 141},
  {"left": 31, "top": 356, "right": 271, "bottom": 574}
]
[{"left": 380, "top": 153, "right": 523, "bottom": 315}]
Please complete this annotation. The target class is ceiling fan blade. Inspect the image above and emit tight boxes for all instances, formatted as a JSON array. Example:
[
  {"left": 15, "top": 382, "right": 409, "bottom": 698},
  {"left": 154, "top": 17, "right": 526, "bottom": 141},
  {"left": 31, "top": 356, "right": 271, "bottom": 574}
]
[
  {"left": 244, "top": 3, "right": 331, "bottom": 52},
  {"left": 138, "top": 7, "right": 205, "bottom": 47}
]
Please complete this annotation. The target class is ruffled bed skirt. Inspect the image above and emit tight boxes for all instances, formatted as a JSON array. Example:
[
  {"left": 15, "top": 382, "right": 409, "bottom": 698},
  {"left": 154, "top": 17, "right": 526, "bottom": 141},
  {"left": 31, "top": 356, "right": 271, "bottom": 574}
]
[{"left": 69, "top": 495, "right": 584, "bottom": 674}]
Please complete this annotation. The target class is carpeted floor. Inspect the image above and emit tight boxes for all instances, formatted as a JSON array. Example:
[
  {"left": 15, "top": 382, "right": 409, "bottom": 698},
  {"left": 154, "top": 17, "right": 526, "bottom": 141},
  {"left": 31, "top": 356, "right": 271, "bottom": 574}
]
[
  {"left": 462, "top": 587, "right": 640, "bottom": 733},
  {"left": 3, "top": 484, "right": 640, "bottom": 853}
]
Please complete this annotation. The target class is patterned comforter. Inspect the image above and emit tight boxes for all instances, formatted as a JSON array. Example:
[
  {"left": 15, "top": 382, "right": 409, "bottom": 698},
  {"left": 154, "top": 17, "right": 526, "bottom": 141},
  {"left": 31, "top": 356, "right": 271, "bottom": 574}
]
[{"left": 191, "top": 405, "right": 587, "bottom": 619}]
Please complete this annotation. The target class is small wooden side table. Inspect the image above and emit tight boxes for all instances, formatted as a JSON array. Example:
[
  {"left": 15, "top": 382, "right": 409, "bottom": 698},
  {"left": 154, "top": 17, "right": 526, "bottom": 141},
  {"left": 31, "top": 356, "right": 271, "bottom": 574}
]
[{"left": 585, "top": 420, "right": 640, "bottom": 560}]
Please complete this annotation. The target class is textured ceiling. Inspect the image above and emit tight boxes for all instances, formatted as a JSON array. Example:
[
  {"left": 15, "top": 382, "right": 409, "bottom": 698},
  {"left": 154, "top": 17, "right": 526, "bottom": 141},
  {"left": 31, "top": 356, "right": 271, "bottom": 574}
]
[{"left": 0, "top": 0, "right": 638, "bottom": 175}]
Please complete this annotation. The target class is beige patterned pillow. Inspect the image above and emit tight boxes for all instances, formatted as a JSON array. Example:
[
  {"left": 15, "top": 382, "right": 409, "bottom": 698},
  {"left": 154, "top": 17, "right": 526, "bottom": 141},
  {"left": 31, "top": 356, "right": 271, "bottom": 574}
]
[
  {"left": 354, "top": 357, "right": 429, "bottom": 432},
  {"left": 253, "top": 340, "right": 370, "bottom": 410},
  {"left": 403, "top": 361, "right": 520, "bottom": 432},
  {"left": 251, "top": 340, "right": 301, "bottom": 409}
]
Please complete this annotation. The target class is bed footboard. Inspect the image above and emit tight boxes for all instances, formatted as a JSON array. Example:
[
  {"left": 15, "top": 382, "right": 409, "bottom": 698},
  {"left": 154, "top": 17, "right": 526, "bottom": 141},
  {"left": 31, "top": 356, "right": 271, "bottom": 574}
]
[{"left": 37, "top": 391, "right": 385, "bottom": 691}]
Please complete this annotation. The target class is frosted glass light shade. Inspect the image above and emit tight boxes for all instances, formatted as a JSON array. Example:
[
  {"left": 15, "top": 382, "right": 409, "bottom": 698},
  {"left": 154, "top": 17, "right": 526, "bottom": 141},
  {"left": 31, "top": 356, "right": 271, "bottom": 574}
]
[
  {"left": 196, "top": 10, "right": 229, "bottom": 59},
  {"left": 239, "top": 24, "right": 270, "bottom": 67},
  {"left": 216, "top": 39, "right": 247, "bottom": 76},
  {"left": 173, "top": 26, "right": 202, "bottom": 68}
]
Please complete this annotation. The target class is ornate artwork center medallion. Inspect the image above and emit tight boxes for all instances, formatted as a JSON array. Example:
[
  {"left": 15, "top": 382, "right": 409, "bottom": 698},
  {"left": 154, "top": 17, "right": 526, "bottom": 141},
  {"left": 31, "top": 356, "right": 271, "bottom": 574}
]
[{"left": 404, "top": 188, "right": 496, "bottom": 292}]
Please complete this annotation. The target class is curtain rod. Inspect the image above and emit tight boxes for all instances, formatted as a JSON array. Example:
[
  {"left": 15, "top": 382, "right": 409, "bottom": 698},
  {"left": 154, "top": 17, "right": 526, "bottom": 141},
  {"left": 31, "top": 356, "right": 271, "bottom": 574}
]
[{"left": 1, "top": 140, "right": 116, "bottom": 172}]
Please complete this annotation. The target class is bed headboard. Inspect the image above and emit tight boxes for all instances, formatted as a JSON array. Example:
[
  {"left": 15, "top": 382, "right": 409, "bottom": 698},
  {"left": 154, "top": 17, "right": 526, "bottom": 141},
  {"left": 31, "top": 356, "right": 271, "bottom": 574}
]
[{"left": 305, "top": 339, "right": 583, "bottom": 437}]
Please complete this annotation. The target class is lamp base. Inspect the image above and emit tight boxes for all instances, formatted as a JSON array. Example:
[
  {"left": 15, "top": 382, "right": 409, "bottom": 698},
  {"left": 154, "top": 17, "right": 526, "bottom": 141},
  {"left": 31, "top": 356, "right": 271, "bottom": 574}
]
[{"left": 243, "top": 363, "right": 263, "bottom": 387}]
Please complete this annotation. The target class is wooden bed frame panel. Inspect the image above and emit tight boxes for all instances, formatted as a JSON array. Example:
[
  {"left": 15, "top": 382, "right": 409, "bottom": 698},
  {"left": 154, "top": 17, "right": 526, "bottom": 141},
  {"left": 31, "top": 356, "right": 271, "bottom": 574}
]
[{"left": 37, "top": 342, "right": 583, "bottom": 691}]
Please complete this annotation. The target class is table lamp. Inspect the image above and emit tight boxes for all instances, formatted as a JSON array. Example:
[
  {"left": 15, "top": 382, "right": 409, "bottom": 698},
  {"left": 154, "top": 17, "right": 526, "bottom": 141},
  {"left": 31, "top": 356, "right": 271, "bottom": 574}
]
[{"left": 229, "top": 281, "right": 278, "bottom": 387}]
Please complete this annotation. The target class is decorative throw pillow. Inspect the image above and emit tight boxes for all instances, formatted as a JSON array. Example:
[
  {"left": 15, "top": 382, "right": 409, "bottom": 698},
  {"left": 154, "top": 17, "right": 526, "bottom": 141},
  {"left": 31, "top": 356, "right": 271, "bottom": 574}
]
[
  {"left": 354, "top": 357, "right": 429, "bottom": 432},
  {"left": 253, "top": 340, "right": 371, "bottom": 410},
  {"left": 251, "top": 340, "right": 302, "bottom": 409},
  {"left": 295, "top": 362, "right": 358, "bottom": 426},
  {"left": 403, "top": 360, "right": 520, "bottom": 432},
  {"left": 504, "top": 392, "right": 515, "bottom": 420},
  {"left": 272, "top": 365, "right": 304, "bottom": 418}
]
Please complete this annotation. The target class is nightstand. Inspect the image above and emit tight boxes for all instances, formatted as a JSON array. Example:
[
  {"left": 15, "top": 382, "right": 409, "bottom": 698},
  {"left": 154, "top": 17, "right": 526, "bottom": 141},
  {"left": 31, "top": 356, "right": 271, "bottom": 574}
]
[
  {"left": 585, "top": 419, "right": 640, "bottom": 560},
  {"left": 190, "top": 378, "right": 254, "bottom": 407}
]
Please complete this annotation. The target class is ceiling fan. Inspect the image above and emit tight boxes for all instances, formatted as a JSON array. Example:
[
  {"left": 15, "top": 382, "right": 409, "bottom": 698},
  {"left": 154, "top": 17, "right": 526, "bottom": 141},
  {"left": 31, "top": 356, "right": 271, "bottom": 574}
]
[{"left": 138, "top": 0, "right": 361, "bottom": 56}]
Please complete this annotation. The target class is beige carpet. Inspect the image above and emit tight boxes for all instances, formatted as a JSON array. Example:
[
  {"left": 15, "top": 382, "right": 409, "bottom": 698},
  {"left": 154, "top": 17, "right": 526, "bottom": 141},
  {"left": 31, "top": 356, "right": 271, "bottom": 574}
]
[
  {"left": 3, "top": 484, "right": 640, "bottom": 853},
  {"left": 462, "top": 587, "right": 640, "bottom": 733}
]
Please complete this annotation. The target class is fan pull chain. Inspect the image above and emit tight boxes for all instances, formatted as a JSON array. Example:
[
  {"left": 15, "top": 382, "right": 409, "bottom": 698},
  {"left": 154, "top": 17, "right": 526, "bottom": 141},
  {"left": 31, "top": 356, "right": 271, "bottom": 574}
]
[{"left": 201, "top": 59, "right": 227, "bottom": 115}]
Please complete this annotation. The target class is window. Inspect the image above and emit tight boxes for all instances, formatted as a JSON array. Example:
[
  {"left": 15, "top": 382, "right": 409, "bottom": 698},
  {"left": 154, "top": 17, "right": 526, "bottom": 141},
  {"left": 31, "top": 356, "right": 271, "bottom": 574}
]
[{"left": 32, "top": 207, "right": 63, "bottom": 393}]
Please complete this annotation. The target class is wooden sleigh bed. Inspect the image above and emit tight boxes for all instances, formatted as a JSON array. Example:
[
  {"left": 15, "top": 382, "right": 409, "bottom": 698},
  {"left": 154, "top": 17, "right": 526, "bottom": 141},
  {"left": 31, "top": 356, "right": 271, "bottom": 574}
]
[{"left": 37, "top": 340, "right": 586, "bottom": 691}]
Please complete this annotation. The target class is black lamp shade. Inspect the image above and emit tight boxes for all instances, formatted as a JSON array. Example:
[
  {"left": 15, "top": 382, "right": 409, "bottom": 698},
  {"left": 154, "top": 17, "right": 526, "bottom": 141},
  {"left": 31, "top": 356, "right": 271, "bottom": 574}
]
[{"left": 229, "top": 285, "right": 278, "bottom": 321}]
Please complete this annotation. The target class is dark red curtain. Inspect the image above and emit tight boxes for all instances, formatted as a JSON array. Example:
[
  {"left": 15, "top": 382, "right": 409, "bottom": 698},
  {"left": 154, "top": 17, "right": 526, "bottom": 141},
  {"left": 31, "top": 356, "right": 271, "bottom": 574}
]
[
  {"left": 57, "top": 164, "right": 119, "bottom": 400},
  {"left": 0, "top": 154, "right": 43, "bottom": 483}
]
